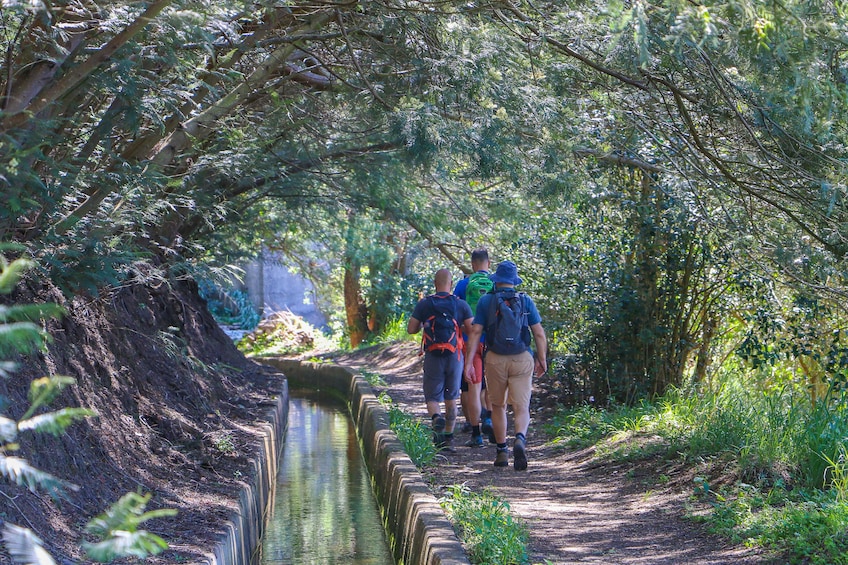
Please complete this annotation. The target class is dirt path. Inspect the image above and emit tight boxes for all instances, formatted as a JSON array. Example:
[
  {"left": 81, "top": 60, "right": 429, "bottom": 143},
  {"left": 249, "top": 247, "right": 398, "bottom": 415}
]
[{"left": 324, "top": 342, "right": 779, "bottom": 565}]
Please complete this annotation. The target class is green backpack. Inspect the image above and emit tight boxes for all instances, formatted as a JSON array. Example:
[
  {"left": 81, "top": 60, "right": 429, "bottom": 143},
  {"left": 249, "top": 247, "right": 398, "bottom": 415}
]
[{"left": 465, "top": 271, "right": 494, "bottom": 315}]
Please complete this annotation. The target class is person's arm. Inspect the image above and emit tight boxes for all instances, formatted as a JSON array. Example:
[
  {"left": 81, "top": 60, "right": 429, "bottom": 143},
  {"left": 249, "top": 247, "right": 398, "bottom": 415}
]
[
  {"left": 464, "top": 323, "right": 483, "bottom": 382},
  {"left": 461, "top": 316, "right": 473, "bottom": 336},
  {"left": 407, "top": 316, "right": 422, "bottom": 334},
  {"left": 530, "top": 323, "right": 547, "bottom": 376}
]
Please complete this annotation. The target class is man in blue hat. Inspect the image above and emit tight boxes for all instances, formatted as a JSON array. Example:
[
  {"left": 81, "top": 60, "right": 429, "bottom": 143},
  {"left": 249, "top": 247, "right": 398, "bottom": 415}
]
[{"left": 463, "top": 260, "right": 547, "bottom": 470}]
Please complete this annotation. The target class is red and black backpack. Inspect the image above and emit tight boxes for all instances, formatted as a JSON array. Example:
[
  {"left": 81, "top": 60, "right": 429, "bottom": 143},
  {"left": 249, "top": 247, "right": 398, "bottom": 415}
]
[{"left": 420, "top": 294, "right": 464, "bottom": 359}]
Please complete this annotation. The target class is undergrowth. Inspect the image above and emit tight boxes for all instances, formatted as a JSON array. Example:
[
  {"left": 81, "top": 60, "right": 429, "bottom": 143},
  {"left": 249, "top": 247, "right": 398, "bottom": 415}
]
[
  {"left": 544, "top": 376, "right": 848, "bottom": 564},
  {"left": 440, "top": 484, "right": 530, "bottom": 565},
  {"left": 378, "top": 392, "right": 437, "bottom": 467}
]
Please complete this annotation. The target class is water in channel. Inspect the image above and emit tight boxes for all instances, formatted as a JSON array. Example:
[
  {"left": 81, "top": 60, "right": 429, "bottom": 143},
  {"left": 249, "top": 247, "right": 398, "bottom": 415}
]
[{"left": 257, "top": 393, "right": 395, "bottom": 565}]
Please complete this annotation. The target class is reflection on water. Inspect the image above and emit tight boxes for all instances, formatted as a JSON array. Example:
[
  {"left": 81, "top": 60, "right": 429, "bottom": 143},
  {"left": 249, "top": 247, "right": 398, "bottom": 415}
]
[{"left": 257, "top": 395, "right": 394, "bottom": 565}]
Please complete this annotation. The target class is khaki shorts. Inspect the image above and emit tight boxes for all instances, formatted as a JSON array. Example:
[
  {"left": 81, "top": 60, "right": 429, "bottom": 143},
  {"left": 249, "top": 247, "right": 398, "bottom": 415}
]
[{"left": 483, "top": 350, "right": 534, "bottom": 407}]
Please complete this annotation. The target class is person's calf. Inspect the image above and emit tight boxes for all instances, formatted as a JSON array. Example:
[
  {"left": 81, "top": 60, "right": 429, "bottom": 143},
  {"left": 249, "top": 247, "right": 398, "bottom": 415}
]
[{"left": 444, "top": 406, "right": 457, "bottom": 433}]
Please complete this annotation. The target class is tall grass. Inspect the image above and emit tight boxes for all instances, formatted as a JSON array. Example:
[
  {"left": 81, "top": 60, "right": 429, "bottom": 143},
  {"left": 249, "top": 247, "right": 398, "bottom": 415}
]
[
  {"left": 378, "top": 392, "right": 437, "bottom": 467},
  {"left": 440, "top": 484, "right": 530, "bottom": 565},
  {"left": 367, "top": 315, "right": 418, "bottom": 345},
  {"left": 545, "top": 375, "right": 848, "bottom": 563}
]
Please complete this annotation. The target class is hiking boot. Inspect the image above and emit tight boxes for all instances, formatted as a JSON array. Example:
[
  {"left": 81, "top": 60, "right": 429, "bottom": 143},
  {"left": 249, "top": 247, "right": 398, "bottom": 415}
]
[
  {"left": 461, "top": 422, "right": 473, "bottom": 434},
  {"left": 481, "top": 418, "right": 495, "bottom": 443},
  {"left": 465, "top": 434, "right": 484, "bottom": 448},
  {"left": 494, "top": 448, "right": 509, "bottom": 467},
  {"left": 432, "top": 414, "right": 446, "bottom": 433},
  {"left": 513, "top": 436, "right": 528, "bottom": 471},
  {"left": 440, "top": 434, "right": 456, "bottom": 453}
]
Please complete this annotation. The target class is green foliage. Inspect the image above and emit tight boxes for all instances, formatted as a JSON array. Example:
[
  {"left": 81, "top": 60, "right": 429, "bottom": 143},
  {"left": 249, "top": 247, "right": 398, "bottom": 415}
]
[
  {"left": 546, "top": 369, "right": 848, "bottom": 563},
  {"left": 358, "top": 369, "right": 388, "bottom": 388},
  {"left": 440, "top": 484, "right": 530, "bottom": 565},
  {"left": 197, "top": 280, "right": 260, "bottom": 330},
  {"left": 694, "top": 484, "right": 848, "bottom": 565},
  {"left": 542, "top": 403, "right": 652, "bottom": 449},
  {"left": 2, "top": 524, "right": 56, "bottom": 565},
  {"left": 363, "top": 315, "right": 417, "bottom": 347},
  {"left": 378, "top": 393, "right": 437, "bottom": 467},
  {"left": 83, "top": 491, "right": 177, "bottom": 562}
]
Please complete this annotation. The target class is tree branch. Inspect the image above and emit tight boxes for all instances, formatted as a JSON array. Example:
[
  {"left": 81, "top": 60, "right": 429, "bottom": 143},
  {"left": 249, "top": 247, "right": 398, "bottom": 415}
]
[{"left": 2, "top": 0, "right": 174, "bottom": 130}]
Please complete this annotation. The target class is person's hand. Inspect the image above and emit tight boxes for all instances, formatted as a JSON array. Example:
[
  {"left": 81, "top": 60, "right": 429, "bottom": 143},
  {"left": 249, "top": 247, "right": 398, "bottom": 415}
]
[
  {"left": 464, "top": 364, "right": 477, "bottom": 383},
  {"left": 533, "top": 357, "right": 547, "bottom": 377}
]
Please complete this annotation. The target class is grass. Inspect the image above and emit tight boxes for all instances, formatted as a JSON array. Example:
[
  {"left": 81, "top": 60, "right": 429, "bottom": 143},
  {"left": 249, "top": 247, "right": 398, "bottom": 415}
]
[
  {"left": 545, "top": 376, "right": 848, "bottom": 564},
  {"left": 378, "top": 392, "right": 532, "bottom": 564},
  {"left": 358, "top": 369, "right": 388, "bottom": 388},
  {"left": 378, "top": 392, "right": 438, "bottom": 467},
  {"left": 440, "top": 484, "right": 530, "bottom": 565}
]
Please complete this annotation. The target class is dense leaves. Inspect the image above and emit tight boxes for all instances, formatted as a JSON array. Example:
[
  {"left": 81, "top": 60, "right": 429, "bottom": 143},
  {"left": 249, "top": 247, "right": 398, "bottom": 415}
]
[{"left": 2, "top": 0, "right": 848, "bottom": 397}]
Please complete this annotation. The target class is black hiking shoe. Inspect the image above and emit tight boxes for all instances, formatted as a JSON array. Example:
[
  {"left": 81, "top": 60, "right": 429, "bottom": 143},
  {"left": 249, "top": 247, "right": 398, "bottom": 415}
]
[
  {"left": 441, "top": 433, "right": 456, "bottom": 453},
  {"left": 513, "top": 436, "right": 527, "bottom": 471}
]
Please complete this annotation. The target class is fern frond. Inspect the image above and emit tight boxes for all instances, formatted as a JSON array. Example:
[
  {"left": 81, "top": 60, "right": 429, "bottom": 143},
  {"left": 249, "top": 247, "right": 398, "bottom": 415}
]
[
  {"left": 83, "top": 530, "right": 170, "bottom": 562},
  {"left": 0, "top": 455, "right": 77, "bottom": 498},
  {"left": 23, "top": 376, "right": 77, "bottom": 419},
  {"left": 85, "top": 492, "right": 165, "bottom": 535},
  {"left": 1, "top": 523, "right": 57, "bottom": 565},
  {"left": 0, "top": 415, "right": 17, "bottom": 443},
  {"left": 83, "top": 492, "right": 176, "bottom": 561},
  {"left": 0, "top": 303, "right": 66, "bottom": 323},
  {"left": 0, "top": 322, "right": 48, "bottom": 356},
  {"left": 18, "top": 408, "right": 96, "bottom": 436},
  {"left": 0, "top": 258, "right": 34, "bottom": 294}
]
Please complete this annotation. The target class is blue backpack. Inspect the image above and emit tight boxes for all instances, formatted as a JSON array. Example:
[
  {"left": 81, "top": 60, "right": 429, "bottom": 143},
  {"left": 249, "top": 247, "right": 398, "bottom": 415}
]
[{"left": 485, "top": 289, "right": 530, "bottom": 355}]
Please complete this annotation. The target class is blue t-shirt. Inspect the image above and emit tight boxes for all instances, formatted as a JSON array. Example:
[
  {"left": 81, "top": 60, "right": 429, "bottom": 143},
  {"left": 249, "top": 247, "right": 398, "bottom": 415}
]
[{"left": 473, "top": 289, "right": 541, "bottom": 354}]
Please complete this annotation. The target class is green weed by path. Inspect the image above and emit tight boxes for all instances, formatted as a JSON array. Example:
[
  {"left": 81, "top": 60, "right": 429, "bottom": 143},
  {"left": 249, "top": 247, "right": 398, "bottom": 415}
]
[
  {"left": 440, "top": 484, "right": 530, "bottom": 565},
  {"left": 378, "top": 392, "right": 437, "bottom": 467},
  {"left": 378, "top": 394, "right": 531, "bottom": 563}
]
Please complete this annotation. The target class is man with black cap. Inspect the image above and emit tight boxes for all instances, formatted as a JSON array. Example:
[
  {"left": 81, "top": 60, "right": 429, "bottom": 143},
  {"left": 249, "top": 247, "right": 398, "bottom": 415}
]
[{"left": 463, "top": 260, "right": 547, "bottom": 470}]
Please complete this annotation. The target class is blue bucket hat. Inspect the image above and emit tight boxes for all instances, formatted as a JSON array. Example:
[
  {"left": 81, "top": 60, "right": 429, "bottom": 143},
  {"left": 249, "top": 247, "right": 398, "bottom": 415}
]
[{"left": 490, "top": 261, "right": 523, "bottom": 286}]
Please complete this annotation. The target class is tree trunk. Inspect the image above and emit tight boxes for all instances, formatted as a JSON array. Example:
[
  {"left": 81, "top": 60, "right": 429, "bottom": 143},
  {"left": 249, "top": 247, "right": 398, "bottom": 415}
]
[
  {"left": 343, "top": 263, "right": 368, "bottom": 348},
  {"left": 343, "top": 217, "right": 369, "bottom": 348}
]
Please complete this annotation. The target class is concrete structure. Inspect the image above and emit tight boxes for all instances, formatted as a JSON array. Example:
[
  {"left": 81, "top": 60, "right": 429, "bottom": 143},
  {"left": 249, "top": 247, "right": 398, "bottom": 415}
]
[
  {"left": 243, "top": 255, "right": 327, "bottom": 329},
  {"left": 208, "top": 359, "right": 470, "bottom": 565}
]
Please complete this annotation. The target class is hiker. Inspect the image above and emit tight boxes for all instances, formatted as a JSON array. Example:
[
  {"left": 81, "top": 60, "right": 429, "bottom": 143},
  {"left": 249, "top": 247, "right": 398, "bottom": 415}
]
[
  {"left": 408, "top": 268, "right": 474, "bottom": 451},
  {"left": 464, "top": 260, "right": 547, "bottom": 470},
  {"left": 453, "top": 248, "right": 495, "bottom": 447}
]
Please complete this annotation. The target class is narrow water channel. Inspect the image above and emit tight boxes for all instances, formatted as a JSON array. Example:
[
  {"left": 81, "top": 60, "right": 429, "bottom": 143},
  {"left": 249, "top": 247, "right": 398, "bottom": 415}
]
[{"left": 256, "top": 393, "right": 395, "bottom": 565}]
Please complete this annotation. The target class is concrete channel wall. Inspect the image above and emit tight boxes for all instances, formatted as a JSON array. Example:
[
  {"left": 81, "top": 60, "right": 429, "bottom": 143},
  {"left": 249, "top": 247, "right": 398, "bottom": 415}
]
[
  {"left": 207, "top": 379, "right": 289, "bottom": 565},
  {"left": 240, "top": 358, "right": 470, "bottom": 565}
]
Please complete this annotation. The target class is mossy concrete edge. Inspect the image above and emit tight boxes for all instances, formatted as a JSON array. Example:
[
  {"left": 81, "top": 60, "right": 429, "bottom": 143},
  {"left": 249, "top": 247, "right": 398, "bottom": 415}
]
[
  {"left": 205, "top": 378, "right": 289, "bottom": 565},
  {"left": 266, "top": 358, "right": 471, "bottom": 565}
]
